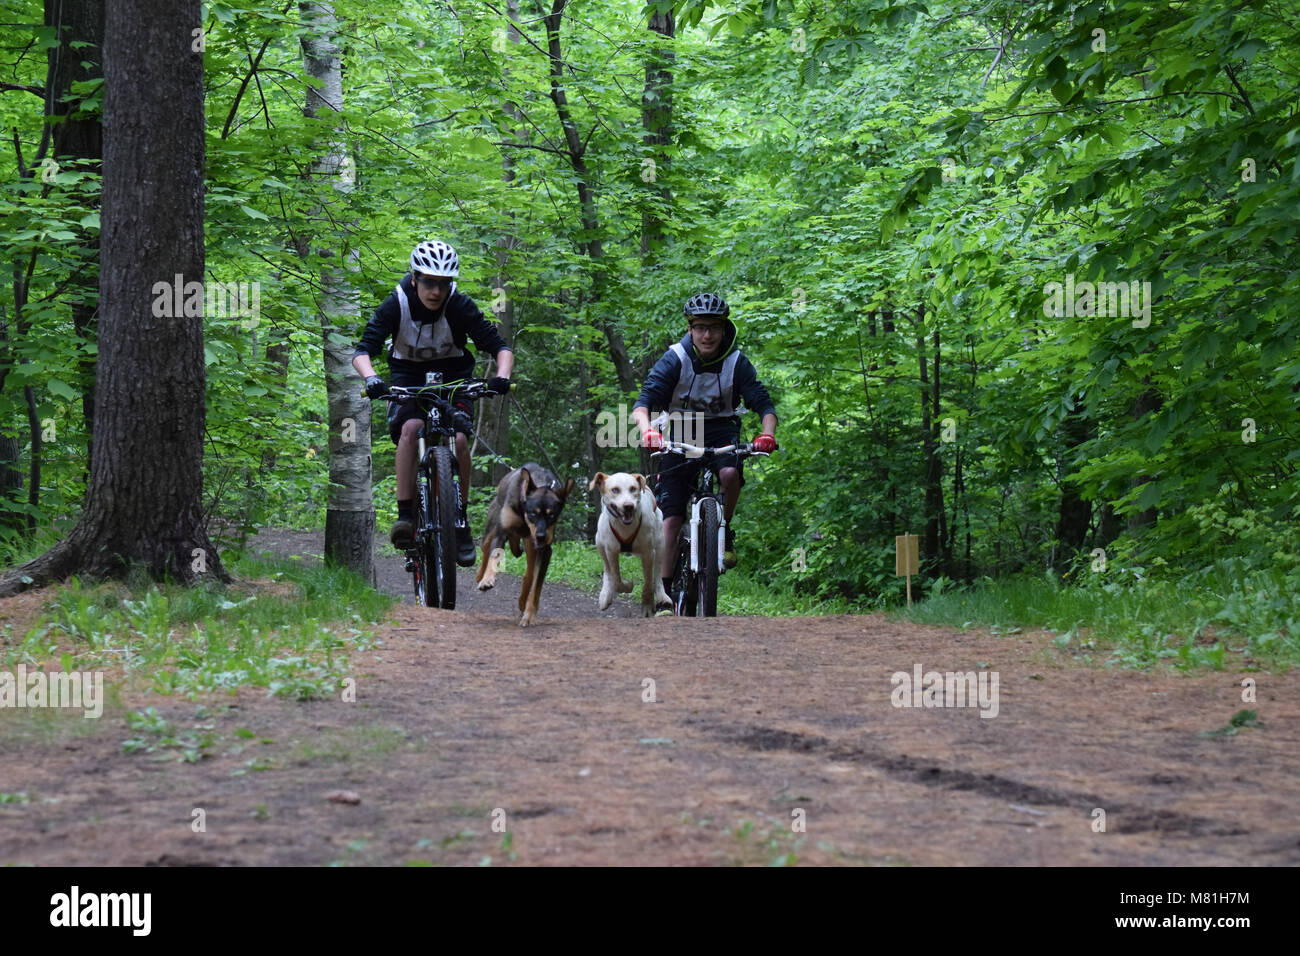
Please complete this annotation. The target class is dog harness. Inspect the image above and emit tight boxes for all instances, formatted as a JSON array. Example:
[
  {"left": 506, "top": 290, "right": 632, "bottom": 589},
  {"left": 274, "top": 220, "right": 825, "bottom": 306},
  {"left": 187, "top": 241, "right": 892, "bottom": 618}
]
[
  {"left": 667, "top": 342, "right": 739, "bottom": 422},
  {"left": 388, "top": 282, "right": 465, "bottom": 363},
  {"left": 606, "top": 498, "right": 658, "bottom": 554}
]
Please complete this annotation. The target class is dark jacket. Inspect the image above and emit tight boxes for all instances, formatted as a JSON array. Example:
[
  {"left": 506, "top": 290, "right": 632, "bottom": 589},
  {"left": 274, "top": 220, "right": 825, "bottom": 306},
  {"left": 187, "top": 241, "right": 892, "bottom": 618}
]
[
  {"left": 353, "top": 275, "right": 510, "bottom": 385},
  {"left": 634, "top": 316, "right": 776, "bottom": 441}
]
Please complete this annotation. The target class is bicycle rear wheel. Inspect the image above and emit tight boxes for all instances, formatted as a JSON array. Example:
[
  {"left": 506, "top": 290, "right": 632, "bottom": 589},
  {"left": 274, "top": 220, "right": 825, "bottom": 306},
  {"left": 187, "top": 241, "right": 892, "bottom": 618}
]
[
  {"left": 413, "top": 470, "right": 436, "bottom": 608},
  {"left": 431, "top": 445, "right": 459, "bottom": 609},
  {"left": 697, "top": 497, "right": 720, "bottom": 617}
]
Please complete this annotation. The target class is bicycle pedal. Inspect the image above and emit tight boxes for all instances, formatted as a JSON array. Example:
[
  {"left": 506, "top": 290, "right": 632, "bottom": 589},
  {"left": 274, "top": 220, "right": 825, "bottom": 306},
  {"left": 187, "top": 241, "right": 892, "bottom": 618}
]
[{"left": 403, "top": 558, "right": 416, "bottom": 572}]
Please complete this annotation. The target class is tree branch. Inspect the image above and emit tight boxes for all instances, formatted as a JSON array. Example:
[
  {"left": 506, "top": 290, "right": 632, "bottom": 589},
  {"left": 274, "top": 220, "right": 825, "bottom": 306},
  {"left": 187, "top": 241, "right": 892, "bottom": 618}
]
[
  {"left": 492, "top": 139, "right": 567, "bottom": 155},
  {"left": 222, "top": 32, "right": 276, "bottom": 139},
  {"left": 0, "top": 81, "right": 43, "bottom": 96}
]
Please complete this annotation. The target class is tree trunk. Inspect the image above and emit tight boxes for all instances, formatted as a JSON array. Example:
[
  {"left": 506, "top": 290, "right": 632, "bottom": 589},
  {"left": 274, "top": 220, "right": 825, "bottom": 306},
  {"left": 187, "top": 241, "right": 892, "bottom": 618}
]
[
  {"left": 635, "top": 5, "right": 674, "bottom": 481},
  {"left": 47, "top": 0, "right": 104, "bottom": 447},
  {"left": 0, "top": 433, "right": 21, "bottom": 512},
  {"left": 300, "top": 0, "right": 373, "bottom": 584},
  {"left": 1126, "top": 382, "right": 1162, "bottom": 533},
  {"left": 257, "top": 329, "right": 293, "bottom": 476},
  {"left": 640, "top": 8, "right": 673, "bottom": 261},
  {"left": 0, "top": 1, "right": 103, "bottom": 525},
  {"left": 477, "top": 0, "right": 520, "bottom": 485},
  {"left": 0, "top": 0, "right": 225, "bottom": 595},
  {"left": 1053, "top": 391, "right": 1093, "bottom": 569},
  {"left": 580, "top": 340, "right": 602, "bottom": 542},
  {"left": 917, "top": 313, "right": 944, "bottom": 576},
  {"left": 543, "top": 0, "right": 636, "bottom": 394}
]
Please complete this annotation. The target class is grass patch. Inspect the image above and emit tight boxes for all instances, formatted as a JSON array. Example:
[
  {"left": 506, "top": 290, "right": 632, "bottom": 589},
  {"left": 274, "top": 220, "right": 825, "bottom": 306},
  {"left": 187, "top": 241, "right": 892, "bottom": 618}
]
[
  {"left": 292, "top": 724, "right": 414, "bottom": 764},
  {"left": 3, "top": 552, "right": 394, "bottom": 700},
  {"left": 528, "top": 540, "right": 859, "bottom": 617},
  {"left": 898, "top": 562, "right": 1300, "bottom": 670},
  {"left": 1198, "top": 708, "right": 1264, "bottom": 739},
  {"left": 0, "top": 693, "right": 119, "bottom": 748}
]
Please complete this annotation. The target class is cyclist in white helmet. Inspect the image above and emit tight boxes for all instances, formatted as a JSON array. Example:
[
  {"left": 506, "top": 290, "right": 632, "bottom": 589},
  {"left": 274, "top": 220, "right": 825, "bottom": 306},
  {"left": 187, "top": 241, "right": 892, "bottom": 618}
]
[{"left": 353, "top": 239, "right": 513, "bottom": 565}]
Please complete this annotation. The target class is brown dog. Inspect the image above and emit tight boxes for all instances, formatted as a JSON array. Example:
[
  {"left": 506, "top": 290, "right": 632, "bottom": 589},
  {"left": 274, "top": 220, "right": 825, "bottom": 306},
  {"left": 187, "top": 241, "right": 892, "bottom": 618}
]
[{"left": 475, "top": 462, "right": 574, "bottom": 627}]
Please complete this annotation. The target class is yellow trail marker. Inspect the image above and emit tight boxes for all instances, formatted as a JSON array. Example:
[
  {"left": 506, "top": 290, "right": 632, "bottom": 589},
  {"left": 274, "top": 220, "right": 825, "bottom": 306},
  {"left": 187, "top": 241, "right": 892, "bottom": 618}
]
[{"left": 896, "top": 533, "right": 919, "bottom": 607}]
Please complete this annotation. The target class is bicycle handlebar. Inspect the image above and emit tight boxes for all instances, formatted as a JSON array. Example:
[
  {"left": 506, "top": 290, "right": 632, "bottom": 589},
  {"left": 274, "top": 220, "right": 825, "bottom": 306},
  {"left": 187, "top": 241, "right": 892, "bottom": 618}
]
[
  {"left": 650, "top": 438, "right": 778, "bottom": 459},
  {"left": 364, "top": 378, "right": 509, "bottom": 403}
]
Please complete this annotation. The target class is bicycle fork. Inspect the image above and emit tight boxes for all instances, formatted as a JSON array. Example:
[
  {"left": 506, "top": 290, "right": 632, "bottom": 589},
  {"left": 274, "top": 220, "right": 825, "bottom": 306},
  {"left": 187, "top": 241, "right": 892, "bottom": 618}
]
[{"left": 687, "top": 496, "right": 728, "bottom": 575}]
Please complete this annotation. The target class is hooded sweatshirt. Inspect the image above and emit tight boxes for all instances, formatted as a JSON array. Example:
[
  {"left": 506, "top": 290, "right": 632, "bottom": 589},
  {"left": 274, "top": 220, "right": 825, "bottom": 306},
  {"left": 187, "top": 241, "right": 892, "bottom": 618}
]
[{"left": 633, "top": 314, "right": 776, "bottom": 443}]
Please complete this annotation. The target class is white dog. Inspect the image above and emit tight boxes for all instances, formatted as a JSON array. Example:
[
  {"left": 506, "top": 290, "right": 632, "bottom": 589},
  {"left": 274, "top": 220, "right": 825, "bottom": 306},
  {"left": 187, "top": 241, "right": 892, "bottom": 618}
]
[{"left": 590, "top": 472, "right": 671, "bottom": 617}]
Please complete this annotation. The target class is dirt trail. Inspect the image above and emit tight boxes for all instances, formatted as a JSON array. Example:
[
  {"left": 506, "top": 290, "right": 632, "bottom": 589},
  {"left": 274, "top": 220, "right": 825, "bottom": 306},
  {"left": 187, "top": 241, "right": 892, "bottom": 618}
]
[{"left": 1, "top": 530, "right": 1296, "bottom": 866}]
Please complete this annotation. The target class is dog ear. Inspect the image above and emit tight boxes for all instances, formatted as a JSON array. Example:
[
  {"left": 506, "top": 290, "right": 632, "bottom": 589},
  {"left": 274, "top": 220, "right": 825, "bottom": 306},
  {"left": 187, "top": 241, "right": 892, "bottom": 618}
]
[
  {"left": 557, "top": 477, "right": 575, "bottom": 500},
  {"left": 518, "top": 467, "right": 533, "bottom": 496},
  {"left": 588, "top": 472, "right": 607, "bottom": 494},
  {"left": 632, "top": 473, "right": 646, "bottom": 493}
]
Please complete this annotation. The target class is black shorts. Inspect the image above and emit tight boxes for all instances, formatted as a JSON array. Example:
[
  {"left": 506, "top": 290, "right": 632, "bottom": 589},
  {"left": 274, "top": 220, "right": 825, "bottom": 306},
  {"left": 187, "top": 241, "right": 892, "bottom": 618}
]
[
  {"left": 388, "top": 396, "right": 472, "bottom": 444},
  {"left": 653, "top": 452, "right": 744, "bottom": 519}
]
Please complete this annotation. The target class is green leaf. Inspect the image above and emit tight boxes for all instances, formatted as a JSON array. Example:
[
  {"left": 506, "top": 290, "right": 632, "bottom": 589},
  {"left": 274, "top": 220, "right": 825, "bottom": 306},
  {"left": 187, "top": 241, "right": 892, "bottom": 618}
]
[{"left": 47, "top": 378, "right": 79, "bottom": 400}]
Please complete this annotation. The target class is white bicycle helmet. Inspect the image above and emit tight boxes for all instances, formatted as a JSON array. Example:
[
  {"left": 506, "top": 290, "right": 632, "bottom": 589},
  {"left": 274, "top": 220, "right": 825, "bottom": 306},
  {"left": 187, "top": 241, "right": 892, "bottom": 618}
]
[{"left": 410, "top": 239, "right": 459, "bottom": 277}]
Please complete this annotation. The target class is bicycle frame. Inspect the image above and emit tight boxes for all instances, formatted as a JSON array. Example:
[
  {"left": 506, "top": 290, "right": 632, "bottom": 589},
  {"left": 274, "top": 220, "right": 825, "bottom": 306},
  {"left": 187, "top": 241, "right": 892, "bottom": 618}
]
[
  {"left": 415, "top": 395, "right": 460, "bottom": 521},
  {"left": 381, "top": 377, "right": 497, "bottom": 608},
  {"left": 652, "top": 437, "right": 773, "bottom": 616}
]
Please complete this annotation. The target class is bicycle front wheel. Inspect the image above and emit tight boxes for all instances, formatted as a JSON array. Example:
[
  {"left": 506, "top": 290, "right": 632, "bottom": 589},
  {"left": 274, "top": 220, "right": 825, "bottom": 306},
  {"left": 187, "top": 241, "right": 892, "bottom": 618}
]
[
  {"left": 697, "top": 497, "right": 720, "bottom": 617},
  {"left": 671, "top": 526, "right": 696, "bottom": 617},
  {"left": 431, "top": 445, "right": 459, "bottom": 609},
  {"left": 414, "top": 470, "right": 436, "bottom": 607}
]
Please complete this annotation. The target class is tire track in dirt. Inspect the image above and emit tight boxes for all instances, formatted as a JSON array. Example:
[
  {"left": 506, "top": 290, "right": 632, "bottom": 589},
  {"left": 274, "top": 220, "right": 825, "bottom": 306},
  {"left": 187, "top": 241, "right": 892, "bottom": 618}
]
[{"left": 707, "top": 723, "right": 1248, "bottom": 837}]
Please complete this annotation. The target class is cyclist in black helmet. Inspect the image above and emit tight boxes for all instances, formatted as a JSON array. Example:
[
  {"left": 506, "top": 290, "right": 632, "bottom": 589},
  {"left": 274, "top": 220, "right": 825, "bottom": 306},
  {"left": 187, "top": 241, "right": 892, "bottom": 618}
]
[
  {"left": 632, "top": 292, "right": 777, "bottom": 593},
  {"left": 353, "top": 239, "right": 513, "bottom": 566}
]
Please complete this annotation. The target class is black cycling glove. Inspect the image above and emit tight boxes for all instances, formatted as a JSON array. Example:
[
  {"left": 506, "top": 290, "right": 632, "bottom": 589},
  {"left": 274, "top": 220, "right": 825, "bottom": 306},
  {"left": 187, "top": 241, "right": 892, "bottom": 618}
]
[
  {"left": 452, "top": 408, "right": 474, "bottom": 435},
  {"left": 487, "top": 376, "right": 511, "bottom": 396},
  {"left": 364, "top": 375, "right": 388, "bottom": 399}
]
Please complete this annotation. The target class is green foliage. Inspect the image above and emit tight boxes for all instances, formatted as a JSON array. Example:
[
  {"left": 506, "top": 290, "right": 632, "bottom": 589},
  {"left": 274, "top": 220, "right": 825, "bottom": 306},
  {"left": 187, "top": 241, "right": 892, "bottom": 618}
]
[
  {"left": 5, "top": 552, "right": 393, "bottom": 698},
  {"left": 542, "top": 538, "right": 859, "bottom": 616},
  {"left": 902, "top": 559, "right": 1300, "bottom": 670},
  {"left": 1199, "top": 709, "right": 1264, "bottom": 739},
  {"left": 1, "top": 0, "right": 1294, "bottom": 623}
]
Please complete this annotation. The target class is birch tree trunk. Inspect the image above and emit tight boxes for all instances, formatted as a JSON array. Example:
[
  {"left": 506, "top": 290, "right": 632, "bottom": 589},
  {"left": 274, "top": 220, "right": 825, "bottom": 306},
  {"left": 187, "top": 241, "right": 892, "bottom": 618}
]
[
  {"left": 640, "top": 7, "right": 673, "bottom": 262},
  {"left": 300, "top": 1, "right": 373, "bottom": 583}
]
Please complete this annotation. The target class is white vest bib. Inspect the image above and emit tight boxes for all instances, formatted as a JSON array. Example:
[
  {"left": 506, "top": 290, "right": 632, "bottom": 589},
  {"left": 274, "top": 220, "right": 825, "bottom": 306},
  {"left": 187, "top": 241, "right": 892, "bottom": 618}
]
[
  {"left": 388, "top": 283, "right": 465, "bottom": 363},
  {"left": 668, "top": 342, "right": 739, "bottom": 417}
]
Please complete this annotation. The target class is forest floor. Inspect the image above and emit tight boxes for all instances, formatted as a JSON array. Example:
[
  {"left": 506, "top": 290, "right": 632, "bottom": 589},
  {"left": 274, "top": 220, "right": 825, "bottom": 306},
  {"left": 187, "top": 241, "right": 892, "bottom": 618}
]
[{"left": 1, "top": 528, "right": 1297, "bottom": 866}]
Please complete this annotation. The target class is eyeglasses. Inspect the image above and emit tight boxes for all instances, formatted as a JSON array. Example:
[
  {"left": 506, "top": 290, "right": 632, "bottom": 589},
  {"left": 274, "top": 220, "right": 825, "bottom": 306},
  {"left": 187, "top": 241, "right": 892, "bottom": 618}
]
[
  {"left": 689, "top": 322, "right": 723, "bottom": 334},
  {"left": 415, "top": 274, "right": 453, "bottom": 292}
]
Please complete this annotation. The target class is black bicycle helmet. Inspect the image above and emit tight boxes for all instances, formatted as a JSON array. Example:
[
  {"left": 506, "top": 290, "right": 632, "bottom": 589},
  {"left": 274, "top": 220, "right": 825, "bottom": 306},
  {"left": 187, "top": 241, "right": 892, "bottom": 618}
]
[{"left": 683, "top": 292, "right": 730, "bottom": 319}]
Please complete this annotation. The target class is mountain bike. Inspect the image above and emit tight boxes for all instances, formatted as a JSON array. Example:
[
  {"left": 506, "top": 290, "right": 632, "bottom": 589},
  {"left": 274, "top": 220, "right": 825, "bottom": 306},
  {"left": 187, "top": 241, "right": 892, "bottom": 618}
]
[
  {"left": 651, "top": 438, "right": 776, "bottom": 617},
  {"left": 379, "top": 376, "right": 499, "bottom": 609}
]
